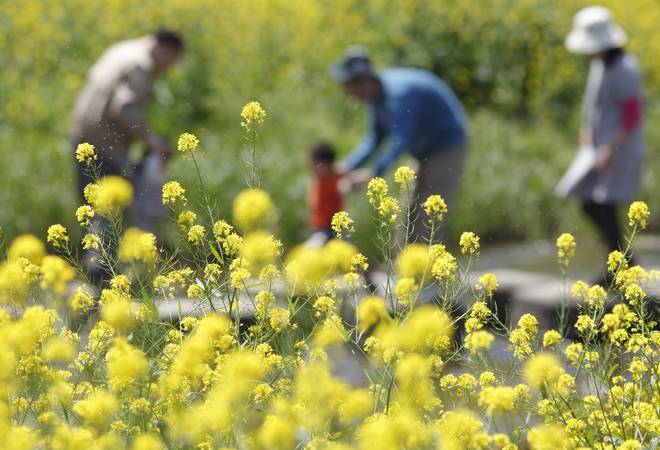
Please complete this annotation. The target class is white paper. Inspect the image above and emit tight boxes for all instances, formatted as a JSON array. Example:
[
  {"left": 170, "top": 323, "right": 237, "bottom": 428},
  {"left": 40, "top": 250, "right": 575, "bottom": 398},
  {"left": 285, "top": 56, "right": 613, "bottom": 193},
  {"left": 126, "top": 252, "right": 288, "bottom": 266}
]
[{"left": 555, "top": 145, "right": 598, "bottom": 199}]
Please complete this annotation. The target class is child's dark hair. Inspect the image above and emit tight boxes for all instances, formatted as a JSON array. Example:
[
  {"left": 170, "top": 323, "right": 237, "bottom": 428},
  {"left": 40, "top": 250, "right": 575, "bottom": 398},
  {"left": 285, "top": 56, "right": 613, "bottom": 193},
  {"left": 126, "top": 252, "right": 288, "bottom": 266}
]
[
  {"left": 310, "top": 142, "right": 336, "bottom": 164},
  {"left": 154, "top": 28, "right": 185, "bottom": 50}
]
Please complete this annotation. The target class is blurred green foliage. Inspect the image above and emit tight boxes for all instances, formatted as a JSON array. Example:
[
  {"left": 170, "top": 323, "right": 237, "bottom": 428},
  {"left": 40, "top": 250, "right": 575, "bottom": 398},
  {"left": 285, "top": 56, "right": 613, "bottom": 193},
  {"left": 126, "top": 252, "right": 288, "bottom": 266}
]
[{"left": 1, "top": 0, "right": 658, "bottom": 248}]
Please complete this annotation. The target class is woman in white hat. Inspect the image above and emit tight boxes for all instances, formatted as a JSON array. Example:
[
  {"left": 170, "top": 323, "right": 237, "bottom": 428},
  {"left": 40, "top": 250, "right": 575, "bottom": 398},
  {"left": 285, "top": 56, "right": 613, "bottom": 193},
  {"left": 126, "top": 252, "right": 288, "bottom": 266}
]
[{"left": 559, "top": 5, "right": 644, "bottom": 268}]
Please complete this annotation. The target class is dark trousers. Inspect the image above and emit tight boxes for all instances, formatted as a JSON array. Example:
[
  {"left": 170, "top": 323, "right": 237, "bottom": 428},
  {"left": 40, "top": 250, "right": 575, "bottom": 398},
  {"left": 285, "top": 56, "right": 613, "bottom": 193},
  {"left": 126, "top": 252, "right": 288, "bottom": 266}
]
[{"left": 581, "top": 202, "right": 623, "bottom": 253}]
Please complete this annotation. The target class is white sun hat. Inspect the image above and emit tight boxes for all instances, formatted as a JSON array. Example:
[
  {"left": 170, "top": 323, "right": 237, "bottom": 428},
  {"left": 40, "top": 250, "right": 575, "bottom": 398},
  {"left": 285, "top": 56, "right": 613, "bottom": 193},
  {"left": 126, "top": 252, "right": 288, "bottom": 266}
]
[{"left": 565, "top": 6, "right": 627, "bottom": 54}]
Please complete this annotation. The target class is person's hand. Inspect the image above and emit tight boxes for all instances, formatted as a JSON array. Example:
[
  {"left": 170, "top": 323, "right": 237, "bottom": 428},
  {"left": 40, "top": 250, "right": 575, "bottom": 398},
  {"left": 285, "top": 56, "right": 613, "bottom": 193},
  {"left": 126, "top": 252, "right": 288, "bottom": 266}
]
[
  {"left": 337, "top": 176, "right": 352, "bottom": 195},
  {"left": 596, "top": 146, "right": 615, "bottom": 172},
  {"left": 580, "top": 128, "right": 593, "bottom": 147},
  {"left": 346, "top": 168, "right": 374, "bottom": 190}
]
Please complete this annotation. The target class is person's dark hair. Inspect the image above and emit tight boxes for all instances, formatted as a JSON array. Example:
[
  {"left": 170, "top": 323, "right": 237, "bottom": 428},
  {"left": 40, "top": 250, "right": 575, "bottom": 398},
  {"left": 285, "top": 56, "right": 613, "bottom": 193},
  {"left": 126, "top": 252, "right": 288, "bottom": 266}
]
[
  {"left": 310, "top": 142, "right": 336, "bottom": 164},
  {"left": 603, "top": 47, "right": 624, "bottom": 67},
  {"left": 345, "top": 73, "right": 379, "bottom": 85},
  {"left": 154, "top": 28, "right": 185, "bottom": 50}
]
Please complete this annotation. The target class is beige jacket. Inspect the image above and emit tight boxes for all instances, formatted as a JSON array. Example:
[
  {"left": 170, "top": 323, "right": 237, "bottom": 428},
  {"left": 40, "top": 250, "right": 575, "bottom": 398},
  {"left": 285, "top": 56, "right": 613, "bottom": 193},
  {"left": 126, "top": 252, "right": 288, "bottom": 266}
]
[{"left": 70, "top": 37, "right": 154, "bottom": 169}]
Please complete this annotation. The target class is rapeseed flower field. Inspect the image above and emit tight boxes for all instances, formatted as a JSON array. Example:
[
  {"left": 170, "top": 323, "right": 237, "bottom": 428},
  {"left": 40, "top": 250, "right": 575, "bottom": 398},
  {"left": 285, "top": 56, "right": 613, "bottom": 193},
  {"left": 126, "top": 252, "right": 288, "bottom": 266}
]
[
  {"left": 2, "top": 2, "right": 660, "bottom": 448},
  {"left": 0, "top": 108, "right": 658, "bottom": 448}
]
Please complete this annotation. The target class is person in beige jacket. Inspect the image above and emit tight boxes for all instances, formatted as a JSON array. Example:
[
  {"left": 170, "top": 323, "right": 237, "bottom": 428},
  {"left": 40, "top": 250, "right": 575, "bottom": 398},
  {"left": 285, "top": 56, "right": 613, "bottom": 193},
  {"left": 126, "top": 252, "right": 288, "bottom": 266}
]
[
  {"left": 70, "top": 29, "right": 184, "bottom": 284},
  {"left": 70, "top": 29, "right": 185, "bottom": 196}
]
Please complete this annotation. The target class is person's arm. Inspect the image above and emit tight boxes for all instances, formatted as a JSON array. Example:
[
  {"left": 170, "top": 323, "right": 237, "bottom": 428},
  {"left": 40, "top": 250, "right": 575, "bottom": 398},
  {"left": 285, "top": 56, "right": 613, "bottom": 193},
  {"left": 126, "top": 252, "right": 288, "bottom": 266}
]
[
  {"left": 108, "top": 67, "right": 173, "bottom": 159},
  {"left": 596, "top": 99, "right": 641, "bottom": 171},
  {"left": 108, "top": 67, "right": 153, "bottom": 141},
  {"left": 342, "top": 108, "right": 385, "bottom": 172},
  {"left": 372, "top": 94, "right": 420, "bottom": 177},
  {"left": 580, "top": 61, "right": 599, "bottom": 147}
]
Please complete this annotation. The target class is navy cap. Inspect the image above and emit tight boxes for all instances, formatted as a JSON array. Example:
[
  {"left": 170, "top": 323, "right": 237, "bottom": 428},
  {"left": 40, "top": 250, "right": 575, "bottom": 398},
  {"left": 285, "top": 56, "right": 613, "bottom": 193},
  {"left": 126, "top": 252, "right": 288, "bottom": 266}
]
[{"left": 330, "top": 45, "right": 375, "bottom": 82}]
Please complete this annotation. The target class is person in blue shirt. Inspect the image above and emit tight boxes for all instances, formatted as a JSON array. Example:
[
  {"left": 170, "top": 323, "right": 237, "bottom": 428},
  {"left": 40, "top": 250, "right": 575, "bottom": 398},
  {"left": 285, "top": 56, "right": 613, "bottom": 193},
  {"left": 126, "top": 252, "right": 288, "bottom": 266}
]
[{"left": 331, "top": 46, "right": 468, "bottom": 243}]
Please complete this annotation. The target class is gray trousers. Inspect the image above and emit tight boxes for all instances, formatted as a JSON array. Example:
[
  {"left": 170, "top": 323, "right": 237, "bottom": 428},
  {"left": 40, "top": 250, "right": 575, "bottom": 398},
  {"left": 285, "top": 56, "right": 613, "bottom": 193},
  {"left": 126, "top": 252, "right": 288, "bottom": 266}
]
[{"left": 408, "top": 145, "right": 466, "bottom": 244}]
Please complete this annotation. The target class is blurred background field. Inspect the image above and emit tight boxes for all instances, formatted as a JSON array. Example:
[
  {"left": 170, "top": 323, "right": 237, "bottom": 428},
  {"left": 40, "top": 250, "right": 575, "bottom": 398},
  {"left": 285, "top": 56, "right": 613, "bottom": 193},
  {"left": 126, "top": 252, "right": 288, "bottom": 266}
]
[{"left": 2, "top": 0, "right": 659, "bottom": 256}]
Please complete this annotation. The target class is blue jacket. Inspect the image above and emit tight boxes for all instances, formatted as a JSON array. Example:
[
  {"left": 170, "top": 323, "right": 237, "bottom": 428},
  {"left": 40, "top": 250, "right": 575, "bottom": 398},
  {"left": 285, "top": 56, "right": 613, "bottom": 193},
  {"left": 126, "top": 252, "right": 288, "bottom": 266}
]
[{"left": 344, "top": 68, "right": 467, "bottom": 176}]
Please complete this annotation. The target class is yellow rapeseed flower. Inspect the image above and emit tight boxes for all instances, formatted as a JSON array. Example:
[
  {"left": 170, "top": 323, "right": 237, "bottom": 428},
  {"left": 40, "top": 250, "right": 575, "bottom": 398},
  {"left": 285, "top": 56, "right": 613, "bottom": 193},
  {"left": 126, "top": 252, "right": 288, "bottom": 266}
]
[
  {"left": 106, "top": 337, "right": 148, "bottom": 390},
  {"left": 92, "top": 176, "right": 133, "bottom": 216},
  {"left": 162, "top": 181, "right": 187, "bottom": 205},
  {"left": 177, "top": 210, "right": 197, "bottom": 231},
  {"left": 437, "top": 409, "right": 490, "bottom": 450},
  {"left": 40, "top": 255, "right": 75, "bottom": 294},
  {"left": 223, "top": 233, "right": 243, "bottom": 256},
  {"left": 75, "top": 204, "right": 95, "bottom": 227},
  {"left": 628, "top": 201, "right": 650, "bottom": 229},
  {"left": 393, "top": 165, "right": 416, "bottom": 189},
  {"left": 575, "top": 314, "right": 595, "bottom": 335},
  {"left": 357, "top": 296, "right": 388, "bottom": 331},
  {"left": 395, "top": 277, "right": 418, "bottom": 307},
  {"left": 256, "top": 414, "right": 294, "bottom": 450},
  {"left": 397, "top": 305, "right": 453, "bottom": 353},
  {"left": 46, "top": 224, "right": 69, "bottom": 249},
  {"left": 509, "top": 314, "right": 538, "bottom": 360},
  {"left": 232, "top": 188, "right": 274, "bottom": 231},
  {"left": 268, "top": 307, "right": 290, "bottom": 332},
  {"left": 586, "top": 284, "right": 607, "bottom": 309},
  {"left": 518, "top": 313, "right": 538, "bottom": 333},
  {"left": 527, "top": 424, "right": 568, "bottom": 450},
  {"left": 84, "top": 182, "right": 99, "bottom": 204},
  {"left": 377, "top": 196, "right": 400, "bottom": 224},
  {"left": 42, "top": 336, "right": 76, "bottom": 363},
  {"left": 350, "top": 253, "right": 369, "bottom": 272},
  {"left": 73, "top": 391, "right": 119, "bottom": 430},
  {"left": 240, "top": 231, "right": 282, "bottom": 270},
  {"left": 240, "top": 101, "right": 267, "bottom": 132},
  {"left": 366, "top": 177, "right": 388, "bottom": 206},
  {"left": 312, "top": 296, "right": 335, "bottom": 316},
  {"left": 396, "top": 244, "right": 432, "bottom": 283},
  {"left": 101, "top": 298, "right": 135, "bottom": 334},
  {"left": 475, "top": 273, "right": 498, "bottom": 297},
  {"left": 81, "top": 233, "right": 100, "bottom": 250},
  {"left": 204, "top": 263, "right": 222, "bottom": 285},
  {"left": 187, "top": 224, "right": 206, "bottom": 245},
  {"left": 68, "top": 288, "right": 94, "bottom": 314},
  {"left": 619, "top": 440, "right": 643, "bottom": 450},
  {"left": 313, "top": 314, "right": 348, "bottom": 348},
  {"left": 331, "top": 211, "right": 354, "bottom": 238},
  {"left": 479, "top": 371, "right": 496, "bottom": 387},
  {"left": 212, "top": 219, "right": 233, "bottom": 240},
  {"left": 523, "top": 352, "right": 565, "bottom": 390},
  {"left": 422, "top": 194, "right": 448, "bottom": 223},
  {"left": 607, "top": 250, "right": 628, "bottom": 273},
  {"left": 118, "top": 228, "right": 158, "bottom": 265},
  {"left": 131, "top": 434, "right": 165, "bottom": 450},
  {"left": 75, "top": 142, "right": 97, "bottom": 166},
  {"left": 556, "top": 232, "right": 576, "bottom": 267},
  {"left": 464, "top": 330, "right": 494, "bottom": 354},
  {"left": 542, "top": 329, "right": 561, "bottom": 347},
  {"left": 7, "top": 234, "right": 46, "bottom": 264},
  {"left": 338, "top": 388, "right": 372, "bottom": 423},
  {"left": 110, "top": 274, "right": 131, "bottom": 293},
  {"left": 177, "top": 132, "right": 199, "bottom": 153},
  {"left": 478, "top": 386, "right": 518, "bottom": 416},
  {"left": 230, "top": 260, "right": 251, "bottom": 289},
  {"left": 431, "top": 251, "right": 457, "bottom": 282},
  {"left": 459, "top": 231, "right": 480, "bottom": 255}
]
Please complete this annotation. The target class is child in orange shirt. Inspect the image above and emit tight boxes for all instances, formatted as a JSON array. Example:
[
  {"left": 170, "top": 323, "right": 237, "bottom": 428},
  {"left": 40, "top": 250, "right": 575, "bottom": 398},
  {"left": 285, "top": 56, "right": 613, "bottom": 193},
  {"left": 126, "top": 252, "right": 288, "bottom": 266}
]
[{"left": 306, "top": 142, "right": 345, "bottom": 246}]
